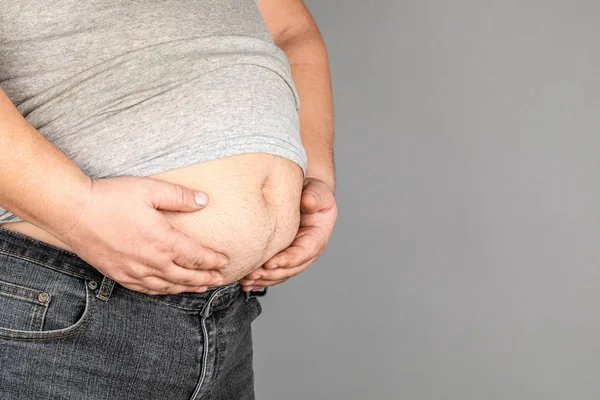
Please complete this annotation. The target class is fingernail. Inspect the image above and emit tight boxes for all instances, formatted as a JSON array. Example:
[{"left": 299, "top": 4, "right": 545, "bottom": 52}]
[
  {"left": 246, "top": 280, "right": 255, "bottom": 285},
  {"left": 254, "top": 275, "right": 262, "bottom": 280},
  {"left": 267, "top": 264, "right": 278, "bottom": 269},
  {"left": 196, "top": 286, "right": 207, "bottom": 293},
  {"left": 194, "top": 191, "right": 208, "bottom": 206}
]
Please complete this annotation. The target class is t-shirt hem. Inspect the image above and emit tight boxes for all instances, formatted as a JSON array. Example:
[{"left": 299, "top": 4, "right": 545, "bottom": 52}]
[
  {"left": 0, "top": 135, "right": 308, "bottom": 224},
  {"left": 117, "top": 135, "right": 307, "bottom": 178}
]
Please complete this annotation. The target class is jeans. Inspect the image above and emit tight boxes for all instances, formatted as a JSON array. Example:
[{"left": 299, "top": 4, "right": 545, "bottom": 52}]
[{"left": 0, "top": 226, "right": 267, "bottom": 399}]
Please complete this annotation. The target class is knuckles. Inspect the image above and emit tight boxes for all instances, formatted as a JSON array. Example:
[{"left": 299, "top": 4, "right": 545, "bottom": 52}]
[
  {"left": 173, "top": 184, "right": 187, "bottom": 209},
  {"left": 190, "top": 252, "right": 206, "bottom": 269},
  {"left": 160, "top": 283, "right": 175, "bottom": 294},
  {"left": 127, "top": 263, "right": 154, "bottom": 279}
]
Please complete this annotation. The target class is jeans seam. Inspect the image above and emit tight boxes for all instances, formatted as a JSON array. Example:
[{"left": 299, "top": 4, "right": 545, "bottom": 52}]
[
  {"left": 190, "top": 285, "right": 232, "bottom": 399},
  {"left": 113, "top": 283, "right": 240, "bottom": 311},
  {"left": 0, "top": 283, "right": 98, "bottom": 341},
  {"left": 0, "top": 301, "right": 97, "bottom": 341},
  {"left": 190, "top": 315, "right": 210, "bottom": 400},
  {"left": 29, "top": 302, "right": 48, "bottom": 331},
  {"left": 0, "top": 226, "right": 81, "bottom": 257},
  {"left": 0, "top": 249, "right": 95, "bottom": 281},
  {"left": 0, "top": 280, "right": 44, "bottom": 298},
  {"left": 113, "top": 285, "right": 213, "bottom": 311}
]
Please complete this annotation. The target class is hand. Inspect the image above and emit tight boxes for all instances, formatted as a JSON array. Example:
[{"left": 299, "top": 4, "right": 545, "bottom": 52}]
[
  {"left": 239, "top": 177, "right": 337, "bottom": 291},
  {"left": 55, "top": 176, "right": 229, "bottom": 295}
]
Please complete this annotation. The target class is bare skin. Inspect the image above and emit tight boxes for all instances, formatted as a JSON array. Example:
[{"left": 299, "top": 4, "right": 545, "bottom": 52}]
[
  {"left": 1, "top": 152, "right": 304, "bottom": 293},
  {"left": 240, "top": 0, "right": 337, "bottom": 291},
  {"left": 0, "top": 88, "right": 229, "bottom": 295},
  {"left": 0, "top": 0, "right": 336, "bottom": 295}
]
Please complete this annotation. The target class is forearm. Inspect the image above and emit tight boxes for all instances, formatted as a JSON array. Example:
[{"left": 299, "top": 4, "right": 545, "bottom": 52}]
[
  {"left": 0, "top": 88, "right": 92, "bottom": 236},
  {"left": 276, "top": 21, "right": 335, "bottom": 192}
]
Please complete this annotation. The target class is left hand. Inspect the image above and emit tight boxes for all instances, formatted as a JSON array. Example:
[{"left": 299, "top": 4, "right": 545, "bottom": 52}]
[{"left": 239, "top": 177, "right": 337, "bottom": 291}]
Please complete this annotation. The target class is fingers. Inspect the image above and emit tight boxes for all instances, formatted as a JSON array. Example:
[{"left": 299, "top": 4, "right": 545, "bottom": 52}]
[
  {"left": 243, "top": 281, "right": 284, "bottom": 291},
  {"left": 145, "top": 178, "right": 209, "bottom": 212},
  {"left": 154, "top": 262, "right": 224, "bottom": 288},
  {"left": 127, "top": 275, "right": 210, "bottom": 296},
  {"left": 241, "top": 263, "right": 311, "bottom": 287},
  {"left": 240, "top": 179, "right": 337, "bottom": 292},
  {"left": 263, "top": 227, "right": 324, "bottom": 269},
  {"left": 168, "top": 228, "right": 229, "bottom": 271},
  {"left": 241, "top": 274, "right": 287, "bottom": 291}
]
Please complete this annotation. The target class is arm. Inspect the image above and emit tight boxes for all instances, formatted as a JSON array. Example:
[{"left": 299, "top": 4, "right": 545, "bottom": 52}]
[
  {"left": 258, "top": 0, "right": 335, "bottom": 192},
  {"left": 241, "top": 0, "right": 338, "bottom": 291},
  {"left": 0, "top": 87, "right": 228, "bottom": 294},
  {"left": 0, "top": 87, "right": 92, "bottom": 237}
]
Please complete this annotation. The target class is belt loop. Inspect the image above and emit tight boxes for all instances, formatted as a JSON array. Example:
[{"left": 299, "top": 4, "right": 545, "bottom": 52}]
[
  {"left": 253, "top": 287, "right": 268, "bottom": 297},
  {"left": 245, "top": 287, "right": 268, "bottom": 302},
  {"left": 95, "top": 276, "right": 115, "bottom": 302}
]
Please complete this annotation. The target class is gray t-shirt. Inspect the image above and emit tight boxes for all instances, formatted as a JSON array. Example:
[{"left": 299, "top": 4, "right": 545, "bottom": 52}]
[{"left": 0, "top": 0, "right": 306, "bottom": 223}]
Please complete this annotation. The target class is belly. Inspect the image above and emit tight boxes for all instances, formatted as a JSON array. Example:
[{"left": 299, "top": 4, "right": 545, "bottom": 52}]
[{"left": 0, "top": 153, "right": 304, "bottom": 285}]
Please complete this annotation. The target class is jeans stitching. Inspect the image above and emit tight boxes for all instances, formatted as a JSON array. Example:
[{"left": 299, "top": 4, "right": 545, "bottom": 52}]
[
  {"left": 37, "top": 300, "right": 50, "bottom": 331},
  {"left": 0, "top": 288, "right": 47, "bottom": 305},
  {"left": 0, "top": 249, "right": 94, "bottom": 281},
  {"left": 0, "top": 282, "right": 98, "bottom": 341},
  {"left": 190, "top": 285, "right": 233, "bottom": 399},
  {"left": 191, "top": 315, "right": 210, "bottom": 400},
  {"left": 0, "top": 226, "right": 81, "bottom": 257},
  {"left": 113, "top": 283, "right": 240, "bottom": 311},
  {"left": 0, "top": 280, "right": 43, "bottom": 298},
  {"left": 29, "top": 302, "right": 47, "bottom": 331},
  {"left": 210, "top": 289, "right": 240, "bottom": 313},
  {"left": 0, "top": 300, "right": 97, "bottom": 342},
  {"left": 113, "top": 285, "right": 214, "bottom": 311}
]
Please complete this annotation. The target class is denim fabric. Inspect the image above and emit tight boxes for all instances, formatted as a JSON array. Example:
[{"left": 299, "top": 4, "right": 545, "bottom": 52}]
[{"left": 0, "top": 226, "right": 265, "bottom": 399}]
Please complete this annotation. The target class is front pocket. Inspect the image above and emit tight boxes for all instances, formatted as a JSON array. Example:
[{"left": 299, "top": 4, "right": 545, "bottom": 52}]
[
  {"left": 0, "top": 251, "right": 97, "bottom": 341},
  {"left": 0, "top": 280, "right": 51, "bottom": 331}
]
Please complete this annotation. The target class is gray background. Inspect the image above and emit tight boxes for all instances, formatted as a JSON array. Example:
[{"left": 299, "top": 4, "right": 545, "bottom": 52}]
[{"left": 254, "top": 1, "right": 600, "bottom": 399}]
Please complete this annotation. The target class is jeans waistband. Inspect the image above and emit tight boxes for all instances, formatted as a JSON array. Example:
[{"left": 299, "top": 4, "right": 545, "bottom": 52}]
[{"left": 0, "top": 226, "right": 243, "bottom": 311}]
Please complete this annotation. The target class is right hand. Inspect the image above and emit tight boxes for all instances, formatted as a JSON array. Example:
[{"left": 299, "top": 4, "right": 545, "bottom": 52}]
[{"left": 53, "top": 176, "right": 228, "bottom": 295}]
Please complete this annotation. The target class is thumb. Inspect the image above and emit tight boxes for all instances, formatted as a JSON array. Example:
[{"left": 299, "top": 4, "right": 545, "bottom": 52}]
[
  {"left": 147, "top": 180, "right": 209, "bottom": 212},
  {"left": 300, "top": 179, "right": 330, "bottom": 214}
]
